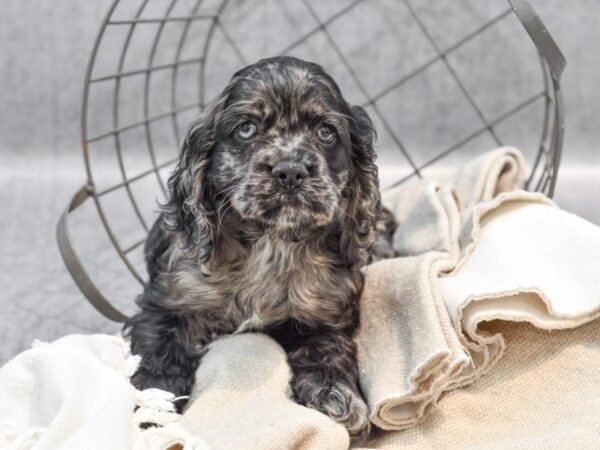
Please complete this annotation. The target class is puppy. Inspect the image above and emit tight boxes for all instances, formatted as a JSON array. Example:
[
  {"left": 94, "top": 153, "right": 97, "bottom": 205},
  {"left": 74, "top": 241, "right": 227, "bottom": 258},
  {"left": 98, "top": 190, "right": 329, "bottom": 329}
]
[{"left": 124, "top": 56, "right": 394, "bottom": 440}]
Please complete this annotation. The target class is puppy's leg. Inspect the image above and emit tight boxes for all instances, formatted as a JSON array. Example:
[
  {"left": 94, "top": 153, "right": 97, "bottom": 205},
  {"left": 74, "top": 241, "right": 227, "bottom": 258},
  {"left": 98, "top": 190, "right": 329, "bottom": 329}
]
[
  {"left": 124, "top": 302, "right": 203, "bottom": 408},
  {"left": 286, "top": 330, "right": 370, "bottom": 441}
]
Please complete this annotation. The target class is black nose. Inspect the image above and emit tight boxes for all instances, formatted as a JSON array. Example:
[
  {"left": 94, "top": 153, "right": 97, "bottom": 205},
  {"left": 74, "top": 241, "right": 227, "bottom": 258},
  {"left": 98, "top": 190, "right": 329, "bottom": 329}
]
[{"left": 272, "top": 161, "right": 309, "bottom": 190}]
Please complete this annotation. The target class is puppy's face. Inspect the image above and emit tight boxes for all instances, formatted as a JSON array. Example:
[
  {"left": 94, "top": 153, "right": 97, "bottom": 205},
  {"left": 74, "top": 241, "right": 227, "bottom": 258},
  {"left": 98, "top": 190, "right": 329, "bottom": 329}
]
[
  {"left": 165, "top": 56, "right": 379, "bottom": 263},
  {"left": 206, "top": 58, "right": 354, "bottom": 231}
]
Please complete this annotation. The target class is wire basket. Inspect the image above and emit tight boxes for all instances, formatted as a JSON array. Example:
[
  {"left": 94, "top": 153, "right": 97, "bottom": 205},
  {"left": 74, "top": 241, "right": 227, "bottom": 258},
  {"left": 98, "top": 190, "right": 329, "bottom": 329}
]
[{"left": 57, "top": 0, "right": 565, "bottom": 322}]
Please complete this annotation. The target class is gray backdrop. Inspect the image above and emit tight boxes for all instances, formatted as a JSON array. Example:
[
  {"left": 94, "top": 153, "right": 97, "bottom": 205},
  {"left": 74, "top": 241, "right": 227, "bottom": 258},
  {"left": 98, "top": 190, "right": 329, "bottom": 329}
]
[{"left": 1, "top": 0, "right": 599, "bottom": 363}]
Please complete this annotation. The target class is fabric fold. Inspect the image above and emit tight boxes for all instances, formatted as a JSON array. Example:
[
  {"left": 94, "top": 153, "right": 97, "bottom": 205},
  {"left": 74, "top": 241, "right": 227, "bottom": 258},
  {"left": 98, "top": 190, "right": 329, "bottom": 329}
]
[
  {"left": 357, "top": 147, "right": 600, "bottom": 431},
  {"left": 356, "top": 253, "right": 469, "bottom": 430},
  {"left": 0, "top": 335, "right": 140, "bottom": 450},
  {"left": 178, "top": 334, "right": 350, "bottom": 450}
]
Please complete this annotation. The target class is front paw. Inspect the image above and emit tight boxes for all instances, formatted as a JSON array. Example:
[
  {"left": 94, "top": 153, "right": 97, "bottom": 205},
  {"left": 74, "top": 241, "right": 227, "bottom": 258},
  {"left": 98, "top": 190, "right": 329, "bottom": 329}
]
[
  {"left": 293, "top": 378, "right": 370, "bottom": 441},
  {"left": 131, "top": 367, "right": 193, "bottom": 406}
]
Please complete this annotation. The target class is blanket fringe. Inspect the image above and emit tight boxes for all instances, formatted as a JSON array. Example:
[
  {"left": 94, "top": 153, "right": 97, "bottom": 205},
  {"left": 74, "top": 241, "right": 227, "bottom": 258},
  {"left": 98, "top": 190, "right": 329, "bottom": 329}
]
[
  {"left": 134, "top": 422, "right": 211, "bottom": 450},
  {"left": 0, "top": 427, "right": 45, "bottom": 450},
  {"left": 133, "top": 389, "right": 187, "bottom": 428},
  {"left": 123, "top": 337, "right": 187, "bottom": 429},
  {"left": 123, "top": 340, "right": 142, "bottom": 379}
]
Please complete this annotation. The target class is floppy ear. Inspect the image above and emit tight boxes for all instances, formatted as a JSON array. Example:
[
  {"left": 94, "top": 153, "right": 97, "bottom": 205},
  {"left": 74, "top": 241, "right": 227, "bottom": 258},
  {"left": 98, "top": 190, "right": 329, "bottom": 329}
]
[
  {"left": 340, "top": 105, "right": 381, "bottom": 267},
  {"left": 161, "top": 96, "right": 227, "bottom": 263}
]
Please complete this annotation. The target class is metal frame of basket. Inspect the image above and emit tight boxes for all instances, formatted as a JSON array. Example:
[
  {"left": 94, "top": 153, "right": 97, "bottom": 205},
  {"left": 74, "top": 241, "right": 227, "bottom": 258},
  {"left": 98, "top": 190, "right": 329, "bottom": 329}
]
[{"left": 57, "top": 0, "right": 566, "bottom": 322}]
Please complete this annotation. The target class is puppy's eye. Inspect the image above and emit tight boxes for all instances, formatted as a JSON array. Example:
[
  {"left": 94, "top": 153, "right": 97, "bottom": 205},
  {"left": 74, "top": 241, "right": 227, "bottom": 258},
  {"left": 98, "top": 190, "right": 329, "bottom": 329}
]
[
  {"left": 235, "top": 121, "right": 257, "bottom": 141},
  {"left": 317, "top": 125, "right": 336, "bottom": 145}
]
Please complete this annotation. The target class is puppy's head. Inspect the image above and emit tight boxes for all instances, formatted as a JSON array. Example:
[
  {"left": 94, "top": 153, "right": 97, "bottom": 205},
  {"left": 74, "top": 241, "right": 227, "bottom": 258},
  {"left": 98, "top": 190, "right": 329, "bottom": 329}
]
[{"left": 164, "top": 56, "right": 380, "bottom": 265}]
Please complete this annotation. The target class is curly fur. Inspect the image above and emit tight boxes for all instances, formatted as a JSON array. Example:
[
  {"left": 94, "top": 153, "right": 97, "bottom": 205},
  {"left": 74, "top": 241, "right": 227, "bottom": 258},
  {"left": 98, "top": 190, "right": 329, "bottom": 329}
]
[{"left": 123, "top": 56, "right": 395, "bottom": 441}]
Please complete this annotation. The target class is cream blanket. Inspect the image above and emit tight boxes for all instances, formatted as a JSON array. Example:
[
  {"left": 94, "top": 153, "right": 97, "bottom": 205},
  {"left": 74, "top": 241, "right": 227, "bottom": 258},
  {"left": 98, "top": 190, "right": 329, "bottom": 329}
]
[
  {"left": 358, "top": 147, "right": 600, "bottom": 432},
  {"left": 1, "top": 148, "right": 599, "bottom": 449}
]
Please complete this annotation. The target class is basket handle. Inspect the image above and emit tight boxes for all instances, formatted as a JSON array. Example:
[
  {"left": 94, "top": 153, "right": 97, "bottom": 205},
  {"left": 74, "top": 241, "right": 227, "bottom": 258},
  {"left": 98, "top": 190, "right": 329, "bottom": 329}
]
[
  {"left": 56, "top": 185, "right": 128, "bottom": 322},
  {"left": 509, "top": 0, "right": 566, "bottom": 82},
  {"left": 509, "top": 0, "right": 566, "bottom": 198}
]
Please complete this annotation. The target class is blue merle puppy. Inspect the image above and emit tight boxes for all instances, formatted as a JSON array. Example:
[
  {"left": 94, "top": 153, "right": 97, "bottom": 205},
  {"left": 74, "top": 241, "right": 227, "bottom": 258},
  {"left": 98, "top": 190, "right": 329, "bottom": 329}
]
[{"left": 124, "top": 56, "right": 395, "bottom": 440}]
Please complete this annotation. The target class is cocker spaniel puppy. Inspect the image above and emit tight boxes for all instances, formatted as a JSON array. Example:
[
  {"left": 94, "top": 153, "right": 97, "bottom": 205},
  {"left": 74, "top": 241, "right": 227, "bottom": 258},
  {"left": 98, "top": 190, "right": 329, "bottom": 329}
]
[{"left": 124, "top": 56, "right": 394, "bottom": 440}]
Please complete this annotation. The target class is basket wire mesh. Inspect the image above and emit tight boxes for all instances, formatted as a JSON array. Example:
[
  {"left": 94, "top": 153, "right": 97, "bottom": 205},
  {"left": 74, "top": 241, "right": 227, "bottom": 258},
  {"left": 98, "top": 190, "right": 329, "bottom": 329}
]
[{"left": 58, "top": 0, "right": 565, "bottom": 321}]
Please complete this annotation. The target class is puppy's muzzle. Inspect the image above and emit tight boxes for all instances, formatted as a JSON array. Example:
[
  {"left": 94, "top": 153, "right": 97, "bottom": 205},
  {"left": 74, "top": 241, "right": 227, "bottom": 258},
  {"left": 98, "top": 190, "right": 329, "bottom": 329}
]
[{"left": 272, "top": 161, "right": 308, "bottom": 190}]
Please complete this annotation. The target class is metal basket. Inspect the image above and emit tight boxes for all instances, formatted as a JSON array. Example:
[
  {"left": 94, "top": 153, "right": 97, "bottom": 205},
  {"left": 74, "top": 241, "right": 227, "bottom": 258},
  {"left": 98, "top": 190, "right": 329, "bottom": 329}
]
[{"left": 57, "top": 0, "right": 566, "bottom": 322}]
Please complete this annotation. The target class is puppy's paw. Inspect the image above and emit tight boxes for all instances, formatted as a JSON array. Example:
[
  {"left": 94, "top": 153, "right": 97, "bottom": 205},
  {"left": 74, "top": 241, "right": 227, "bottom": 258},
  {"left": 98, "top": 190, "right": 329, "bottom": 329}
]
[
  {"left": 319, "top": 382, "right": 371, "bottom": 442},
  {"left": 295, "top": 379, "right": 371, "bottom": 441},
  {"left": 130, "top": 367, "right": 192, "bottom": 410}
]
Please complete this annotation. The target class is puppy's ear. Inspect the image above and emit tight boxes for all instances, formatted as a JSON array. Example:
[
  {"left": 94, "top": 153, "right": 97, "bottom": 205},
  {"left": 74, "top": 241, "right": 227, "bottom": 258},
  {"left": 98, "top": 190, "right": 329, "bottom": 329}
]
[
  {"left": 162, "top": 96, "right": 227, "bottom": 262},
  {"left": 340, "top": 105, "right": 381, "bottom": 267}
]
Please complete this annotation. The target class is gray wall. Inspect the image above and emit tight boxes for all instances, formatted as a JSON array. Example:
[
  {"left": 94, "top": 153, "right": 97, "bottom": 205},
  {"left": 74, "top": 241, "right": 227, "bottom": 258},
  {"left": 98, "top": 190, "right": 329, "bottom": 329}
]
[
  {"left": 0, "top": 0, "right": 599, "bottom": 361},
  {"left": 0, "top": 1, "right": 598, "bottom": 158}
]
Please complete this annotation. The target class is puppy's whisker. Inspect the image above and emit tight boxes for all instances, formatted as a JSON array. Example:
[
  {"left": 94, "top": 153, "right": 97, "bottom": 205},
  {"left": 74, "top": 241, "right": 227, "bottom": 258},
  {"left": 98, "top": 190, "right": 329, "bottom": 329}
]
[
  {"left": 215, "top": 189, "right": 240, "bottom": 233},
  {"left": 213, "top": 183, "right": 241, "bottom": 199},
  {"left": 216, "top": 193, "right": 235, "bottom": 221}
]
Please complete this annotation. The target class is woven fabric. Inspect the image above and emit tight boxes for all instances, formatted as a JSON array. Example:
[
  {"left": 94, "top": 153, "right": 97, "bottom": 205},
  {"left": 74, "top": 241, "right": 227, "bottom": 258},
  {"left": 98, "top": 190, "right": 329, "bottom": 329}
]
[
  {"left": 179, "top": 334, "right": 349, "bottom": 450},
  {"left": 359, "top": 320, "right": 600, "bottom": 450},
  {"left": 0, "top": 334, "right": 151, "bottom": 450},
  {"left": 356, "top": 148, "right": 600, "bottom": 431}
]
